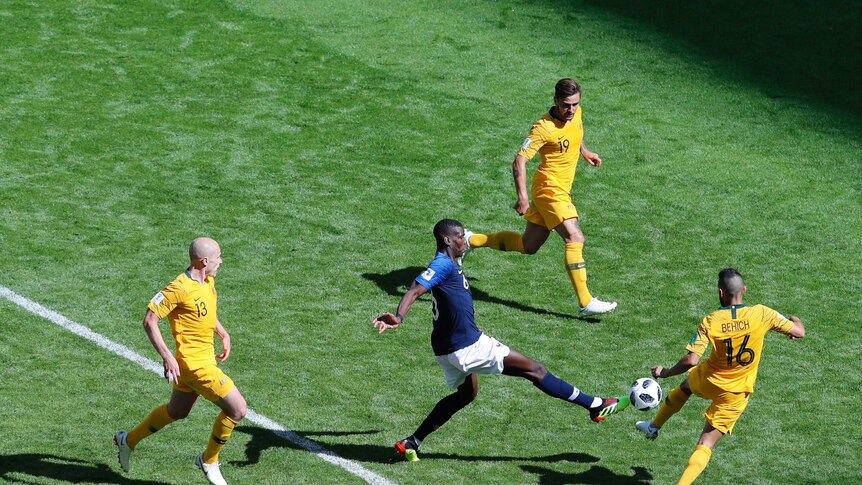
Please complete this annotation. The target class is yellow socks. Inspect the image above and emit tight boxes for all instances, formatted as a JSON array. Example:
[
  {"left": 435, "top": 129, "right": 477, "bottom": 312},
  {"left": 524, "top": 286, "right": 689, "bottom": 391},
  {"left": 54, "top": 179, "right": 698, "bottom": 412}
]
[
  {"left": 203, "top": 411, "right": 238, "bottom": 464},
  {"left": 564, "top": 242, "right": 592, "bottom": 307},
  {"left": 127, "top": 404, "right": 176, "bottom": 449},
  {"left": 469, "top": 232, "right": 525, "bottom": 253},
  {"left": 677, "top": 445, "right": 712, "bottom": 485},
  {"left": 653, "top": 386, "right": 690, "bottom": 428}
]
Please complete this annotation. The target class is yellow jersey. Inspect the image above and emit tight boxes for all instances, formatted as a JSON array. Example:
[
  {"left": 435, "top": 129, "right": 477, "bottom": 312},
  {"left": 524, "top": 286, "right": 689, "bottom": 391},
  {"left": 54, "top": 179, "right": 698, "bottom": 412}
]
[
  {"left": 686, "top": 304, "right": 795, "bottom": 393},
  {"left": 517, "top": 107, "right": 585, "bottom": 199},
  {"left": 148, "top": 271, "right": 219, "bottom": 369}
]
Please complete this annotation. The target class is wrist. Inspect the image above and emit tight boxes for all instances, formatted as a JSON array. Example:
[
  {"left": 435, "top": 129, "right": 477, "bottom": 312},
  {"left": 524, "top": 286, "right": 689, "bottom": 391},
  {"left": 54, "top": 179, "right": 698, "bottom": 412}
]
[{"left": 395, "top": 312, "right": 404, "bottom": 323}]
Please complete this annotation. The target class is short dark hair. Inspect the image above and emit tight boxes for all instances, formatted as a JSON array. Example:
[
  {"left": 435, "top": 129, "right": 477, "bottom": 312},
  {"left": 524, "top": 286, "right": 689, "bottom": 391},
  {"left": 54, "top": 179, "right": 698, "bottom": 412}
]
[
  {"left": 718, "top": 268, "right": 745, "bottom": 296},
  {"left": 555, "top": 78, "right": 581, "bottom": 99},
  {"left": 433, "top": 219, "right": 463, "bottom": 250}
]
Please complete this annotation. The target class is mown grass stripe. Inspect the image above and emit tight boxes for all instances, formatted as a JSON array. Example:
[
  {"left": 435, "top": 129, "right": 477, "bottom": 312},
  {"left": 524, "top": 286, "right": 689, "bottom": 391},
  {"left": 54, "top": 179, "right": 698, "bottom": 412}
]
[{"left": 0, "top": 284, "right": 396, "bottom": 485}]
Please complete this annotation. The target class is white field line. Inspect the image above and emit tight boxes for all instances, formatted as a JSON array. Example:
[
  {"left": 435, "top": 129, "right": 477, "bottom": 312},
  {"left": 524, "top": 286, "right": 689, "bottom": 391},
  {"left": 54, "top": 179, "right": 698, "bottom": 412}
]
[{"left": 0, "top": 284, "right": 396, "bottom": 485}]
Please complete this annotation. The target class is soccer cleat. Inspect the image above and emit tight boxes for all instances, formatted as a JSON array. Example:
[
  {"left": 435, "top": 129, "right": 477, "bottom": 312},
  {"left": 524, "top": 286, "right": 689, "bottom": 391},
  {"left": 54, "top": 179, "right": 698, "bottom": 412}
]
[
  {"left": 635, "top": 420, "right": 660, "bottom": 440},
  {"left": 589, "top": 396, "right": 629, "bottom": 422},
  {"left": 456, "top": 229, "right": 475, "bottom": 266},
  {"left": 463, "top": 229, "right": 474, "bottom": 252},
  {"left": 394, "top": 437, "right": 420, "bottom": 462},
  {"left": 196, "top": 454, "right": 228, "bottom": 485},
  {"left": 579, "top": 297, "right": 618, "bottom": 316},
  {"left": 113, "top": 431, "right": 132, "bottom": 472}
]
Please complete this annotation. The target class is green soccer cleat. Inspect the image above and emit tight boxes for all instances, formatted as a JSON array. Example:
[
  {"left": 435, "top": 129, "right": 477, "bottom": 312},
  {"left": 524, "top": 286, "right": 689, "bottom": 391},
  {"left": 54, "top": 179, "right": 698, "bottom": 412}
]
[{"left": 590, "top": 396, "right": 630, "bottom": 422}]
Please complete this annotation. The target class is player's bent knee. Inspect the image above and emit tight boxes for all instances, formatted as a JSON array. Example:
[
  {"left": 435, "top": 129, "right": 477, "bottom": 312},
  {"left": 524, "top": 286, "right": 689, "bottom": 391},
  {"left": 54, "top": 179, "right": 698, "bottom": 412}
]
[
  {"left": 167, "top": 406, "right": 191, "bottom": 420},
  {"left": 680, "top": 379, "right": 693, "bottom": 395},
  {"left": 529, "top": 361, "right": 548, "bottom": 380},
  {"left": 220, "top": 389, "right": 248, "bottom": 421},
  {"left": 231, "top": 400, "right": 248, "bottom": 421},
  {"left": 563, "top": 235, "right": 585, "bottom": 245},
  {"left": 230, "top": 405, "right": 247, "bottom": 422},
  {"left": 459, "top": 392, "right": 476, "bottom": 406}
]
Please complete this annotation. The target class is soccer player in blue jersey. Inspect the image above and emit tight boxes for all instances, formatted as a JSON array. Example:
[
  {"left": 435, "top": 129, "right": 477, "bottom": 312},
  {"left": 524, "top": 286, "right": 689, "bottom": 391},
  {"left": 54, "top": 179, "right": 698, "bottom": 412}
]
[{"left": 373, "top": 219, "right": 627, "bottom": 462}]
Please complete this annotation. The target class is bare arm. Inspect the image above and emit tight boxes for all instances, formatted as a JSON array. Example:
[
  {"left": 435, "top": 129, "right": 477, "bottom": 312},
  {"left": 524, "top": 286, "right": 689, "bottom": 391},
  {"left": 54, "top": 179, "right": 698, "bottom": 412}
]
[
  {"left": 652, "top": 351, "right": 700, "bottom": 379},
  {"left": 215, "top": 319, "right": 232, "bottom": 362},
  {"left": 373, "top": 281, "right": 430, "bottom": 334},
  {"left": 787, "top": 315, "right": 805, "bottom": 340},
  {"left": 580, "top": 141, "right": 602, "bottom": 166},
  {"left": 142, "top": 309, "right": 180, "bottom": 384},
  {"left": 512, "top": 154, "right": 530, "bottom": 215}
]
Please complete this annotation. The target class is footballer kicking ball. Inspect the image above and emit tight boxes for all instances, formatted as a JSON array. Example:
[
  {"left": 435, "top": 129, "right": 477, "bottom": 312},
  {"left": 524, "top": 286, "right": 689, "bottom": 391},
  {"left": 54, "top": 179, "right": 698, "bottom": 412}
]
[{"left": 630, "top": 377, "right": 663, "bottom": 411}]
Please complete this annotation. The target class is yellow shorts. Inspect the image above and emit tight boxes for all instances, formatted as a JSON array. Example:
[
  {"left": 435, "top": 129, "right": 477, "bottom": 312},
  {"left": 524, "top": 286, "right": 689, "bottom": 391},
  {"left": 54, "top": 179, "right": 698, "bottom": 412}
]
[
  {"left": 688, "top": 367, "right": 750, "bottom": 435},
  {"left": 524, "top": 192, "right": 579, "bottom": 229},
  {"left": 174, "top": 363, "right": 235, "bottom": 402}
]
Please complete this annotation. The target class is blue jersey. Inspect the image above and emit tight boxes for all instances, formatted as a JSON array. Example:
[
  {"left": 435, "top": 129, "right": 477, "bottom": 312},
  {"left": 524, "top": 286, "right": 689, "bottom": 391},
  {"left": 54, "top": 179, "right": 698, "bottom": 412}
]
[{"left": 415, "top": 252, "right": 482, "bottom": 356}]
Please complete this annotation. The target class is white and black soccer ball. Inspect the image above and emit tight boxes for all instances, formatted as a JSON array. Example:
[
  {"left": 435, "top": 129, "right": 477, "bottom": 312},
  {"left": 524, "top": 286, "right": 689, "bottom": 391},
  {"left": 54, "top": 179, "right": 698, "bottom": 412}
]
[{"left": 629, "top": 377, "right": 663, "bottom": 411}]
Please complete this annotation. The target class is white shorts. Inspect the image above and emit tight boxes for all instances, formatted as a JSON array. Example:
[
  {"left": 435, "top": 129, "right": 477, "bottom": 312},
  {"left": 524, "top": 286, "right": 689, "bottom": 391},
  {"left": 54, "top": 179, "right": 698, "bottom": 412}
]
[{"left": 436, "top": 334, "right": 511, "bottom": 389}]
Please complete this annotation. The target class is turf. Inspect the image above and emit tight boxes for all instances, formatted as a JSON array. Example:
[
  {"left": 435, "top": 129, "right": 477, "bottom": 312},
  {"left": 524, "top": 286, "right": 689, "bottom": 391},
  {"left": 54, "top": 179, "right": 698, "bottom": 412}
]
[{"left": 1, "top": 0, "right": 859, "bottom": 483}]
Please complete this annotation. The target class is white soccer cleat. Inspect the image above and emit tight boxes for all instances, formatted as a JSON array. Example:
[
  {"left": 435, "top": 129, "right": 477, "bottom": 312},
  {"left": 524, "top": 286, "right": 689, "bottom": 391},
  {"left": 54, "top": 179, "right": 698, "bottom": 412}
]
[
  {"left": 635, "top": 420, "right": 660, "bottom": 440},
  {"left": 196, "top": 454, "right": 228, "bottom": 485},
  {"left": 456, "top": 229, "right": 475, "bottom": 266},
  {"left": 464, "top": 228, "right": 474, "bottom": 252},
  {"left": 578, "top": 297, "right": 617, "bottom": 316},
  {"left": 113, "top": 431, "right": 132, "bottom": 472}
]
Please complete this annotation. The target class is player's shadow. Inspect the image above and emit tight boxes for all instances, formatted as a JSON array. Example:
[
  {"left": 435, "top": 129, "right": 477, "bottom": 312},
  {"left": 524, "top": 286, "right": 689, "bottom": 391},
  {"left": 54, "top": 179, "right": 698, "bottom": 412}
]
[
  {"left": 230, "top": 426, "right": 601, "bottom": 466},
  {"left": 0, "top": 453, "right": 169, "bottom": 484},
  {"left": 363, "top": 267, "right": 600, "bottom": 322},
  {"left": 522, "top": 464, "right": 653, "bottom": 485}
]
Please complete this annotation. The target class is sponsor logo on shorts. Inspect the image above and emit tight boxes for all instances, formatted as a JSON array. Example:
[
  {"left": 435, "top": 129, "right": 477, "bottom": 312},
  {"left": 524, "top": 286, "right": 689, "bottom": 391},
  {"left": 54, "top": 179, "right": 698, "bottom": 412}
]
[
  {"left": 421, "top": 268, "right": 436, "bottom": 281},
  {"left": 220, "top": 377, "right": 227, "bottom": 385}
]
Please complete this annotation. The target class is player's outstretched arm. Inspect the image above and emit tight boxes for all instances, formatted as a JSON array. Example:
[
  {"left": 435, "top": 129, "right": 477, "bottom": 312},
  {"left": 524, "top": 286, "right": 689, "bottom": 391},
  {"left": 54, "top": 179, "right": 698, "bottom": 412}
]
[
  {"left": 142, "top": 309, "right": 180, "bottom": 384},
  {"left": 652, "top": 352, "right": 700, "bottom": 379},
  {"left": 373, "top": 281, "right": 429, "bottom": 334},
  {"left": 787, "top": 315, "right": 805, "bottom": 340},
  {"left": 215, "top": 319, "right": 231, "bottom": 362}
]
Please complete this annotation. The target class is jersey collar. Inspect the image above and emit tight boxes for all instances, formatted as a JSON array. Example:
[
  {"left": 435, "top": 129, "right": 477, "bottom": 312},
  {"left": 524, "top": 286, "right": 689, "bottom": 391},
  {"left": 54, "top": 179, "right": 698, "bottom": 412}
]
[{"left": 184, "top": 269, "right": 208, "bottom": 285}]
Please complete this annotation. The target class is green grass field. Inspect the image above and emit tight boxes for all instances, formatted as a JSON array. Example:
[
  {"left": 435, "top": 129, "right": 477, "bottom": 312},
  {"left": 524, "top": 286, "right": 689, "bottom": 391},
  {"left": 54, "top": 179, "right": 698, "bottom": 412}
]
[{"left": 1, "top": 0, "right": 860, "bottom": 483}]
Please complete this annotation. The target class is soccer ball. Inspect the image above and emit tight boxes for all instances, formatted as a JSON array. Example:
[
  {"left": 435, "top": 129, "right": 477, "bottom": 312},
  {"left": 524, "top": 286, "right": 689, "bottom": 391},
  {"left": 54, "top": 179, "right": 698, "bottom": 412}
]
[{"left": 629, "top": 377, "right": 663, "bottom": 411}]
